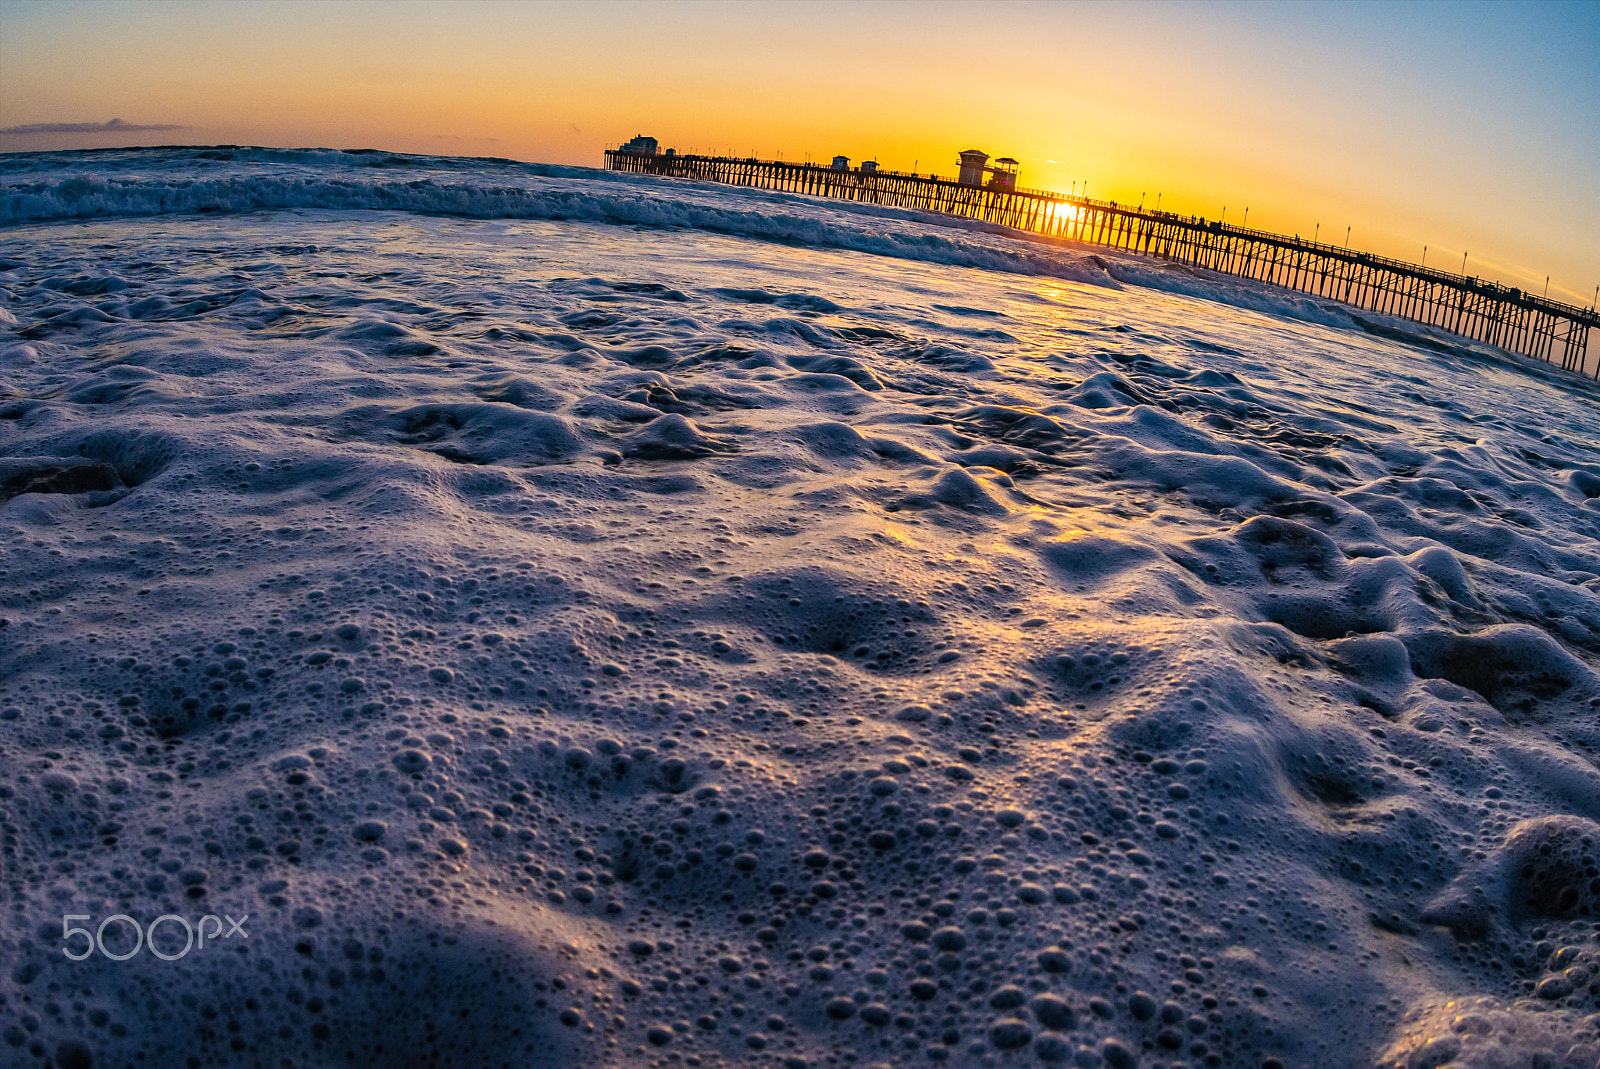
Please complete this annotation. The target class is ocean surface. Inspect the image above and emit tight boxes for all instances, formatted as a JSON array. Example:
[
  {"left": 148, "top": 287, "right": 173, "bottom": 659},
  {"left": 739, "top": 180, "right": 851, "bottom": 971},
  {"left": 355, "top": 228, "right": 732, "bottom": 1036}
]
[{"left": 3, "top": 146, "right": 1600, "bottom": 1069}]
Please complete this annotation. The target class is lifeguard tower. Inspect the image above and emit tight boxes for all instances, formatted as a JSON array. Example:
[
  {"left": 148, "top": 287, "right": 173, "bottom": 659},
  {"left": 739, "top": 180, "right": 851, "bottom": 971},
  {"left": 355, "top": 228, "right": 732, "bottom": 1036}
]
[
  {"left": 957, "top": 150, "right": 1020, "bottom": 190},
  {"left": 989, "top": 157, "right": 1019, "bottom": 191},
  {"left": 958, "top": 150, "right": 990, "bottom": 186}
]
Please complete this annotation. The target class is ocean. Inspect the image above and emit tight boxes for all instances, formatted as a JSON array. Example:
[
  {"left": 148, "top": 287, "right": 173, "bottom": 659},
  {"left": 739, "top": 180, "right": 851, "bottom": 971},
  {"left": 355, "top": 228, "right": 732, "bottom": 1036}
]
[{"left": 3, "top": 146, "right": 1600, "bottom": 1069}]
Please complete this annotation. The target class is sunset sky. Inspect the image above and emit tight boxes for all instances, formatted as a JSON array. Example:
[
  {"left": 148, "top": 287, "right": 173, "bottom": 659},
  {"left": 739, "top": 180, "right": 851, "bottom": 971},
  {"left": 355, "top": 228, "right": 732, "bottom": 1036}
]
[{"left": 2, "top": 0, "right": 1596, "bottom": 306}]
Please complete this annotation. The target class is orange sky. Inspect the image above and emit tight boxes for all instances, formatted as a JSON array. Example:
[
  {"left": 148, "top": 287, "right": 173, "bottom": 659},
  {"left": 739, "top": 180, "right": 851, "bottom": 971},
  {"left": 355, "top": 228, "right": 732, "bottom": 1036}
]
[{"left": 3, "top": 0, "right": 1597, "bottom": 307}]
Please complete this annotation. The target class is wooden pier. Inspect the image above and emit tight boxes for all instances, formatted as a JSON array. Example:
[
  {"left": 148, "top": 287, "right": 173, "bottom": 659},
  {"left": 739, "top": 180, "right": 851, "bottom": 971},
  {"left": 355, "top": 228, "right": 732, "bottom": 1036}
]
[{"left": 605, "top": 150, "right": 1597, "bottom": 379}]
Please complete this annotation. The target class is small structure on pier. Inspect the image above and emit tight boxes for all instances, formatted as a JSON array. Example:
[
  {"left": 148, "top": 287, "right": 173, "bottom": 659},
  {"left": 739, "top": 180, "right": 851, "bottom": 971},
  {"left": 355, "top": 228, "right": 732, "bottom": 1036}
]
[
  {"left": 620, "top": 134, "right": 659, "bottom": 156},
  {"left": 831, "top": 155, "right": 850, "bottom": 171},
  {"left": 957, "top": 149, "right": 1020, "bottom": 190},
  {"left": 860, "top": 160, "right": 878, "bottom": 176},
  {"left": 957, "top": 150, "right": 989, "bottom": 187},
  {"left": 989, "top": 157, "right": 1019, "bottom": 192}
]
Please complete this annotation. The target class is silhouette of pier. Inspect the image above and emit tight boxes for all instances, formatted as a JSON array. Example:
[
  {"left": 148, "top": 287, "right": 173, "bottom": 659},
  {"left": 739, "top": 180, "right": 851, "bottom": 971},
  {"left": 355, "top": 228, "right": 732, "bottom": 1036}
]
[{"left": 605, "top": 149, "right": 1597, "bottom": 378}]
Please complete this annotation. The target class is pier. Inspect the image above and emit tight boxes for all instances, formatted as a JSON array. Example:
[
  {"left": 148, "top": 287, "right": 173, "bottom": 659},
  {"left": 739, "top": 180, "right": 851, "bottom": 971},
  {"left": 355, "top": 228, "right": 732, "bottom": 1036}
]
[{"left": 605, "top": 150, "right": 1597, "bottom": 379}]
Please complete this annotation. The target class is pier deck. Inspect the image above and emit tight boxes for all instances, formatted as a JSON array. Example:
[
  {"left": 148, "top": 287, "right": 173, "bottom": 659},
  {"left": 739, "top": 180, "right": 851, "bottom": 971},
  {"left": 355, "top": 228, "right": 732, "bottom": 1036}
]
[{"left": 605, "top": 150, "right": 1597, "bottom": 379}]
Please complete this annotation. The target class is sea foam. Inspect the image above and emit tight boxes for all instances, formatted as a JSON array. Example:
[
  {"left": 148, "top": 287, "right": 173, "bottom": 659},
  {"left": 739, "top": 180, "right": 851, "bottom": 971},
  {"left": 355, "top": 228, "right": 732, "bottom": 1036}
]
[{"left": 1, "top": 149, "right": 1599, "bottom": 1068}]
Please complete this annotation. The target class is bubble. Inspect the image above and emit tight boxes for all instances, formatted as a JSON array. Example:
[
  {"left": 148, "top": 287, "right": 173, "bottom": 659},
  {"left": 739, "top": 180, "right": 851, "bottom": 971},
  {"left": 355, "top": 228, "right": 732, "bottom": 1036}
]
[
  {"left": 825, "top": 997, "right": 856, "bottom": 1020},
  {"left": 393, "top": 749, "right": 431, "bottom": 774},
  {"left": 989, "top": 1017, "right": 1032, "bottom": 1050},
  {"left": 989, "top": 985, "right": 1026, "bottom": 1010},
  {"left": 1033, "top": 1032, "right": 1072, "bottom": 1061},
  {"left": 353, "top": 821, "right": 387, "bottom": 842},
  {"left": 1037, "top": 945, "right": 1070, "bottom": 972},
  {"left": 1100, "top": 1037, "right": 1137, "bottom": 1068},
  {"left": 1031, "top": 993, "right": 1076, "bottom": 1031},
  {"left": 39, "top": 771, "right": 78, "bottom": 793},
  {"left": 1537, "top": 976, "right": 1572, "bottom": 999}
]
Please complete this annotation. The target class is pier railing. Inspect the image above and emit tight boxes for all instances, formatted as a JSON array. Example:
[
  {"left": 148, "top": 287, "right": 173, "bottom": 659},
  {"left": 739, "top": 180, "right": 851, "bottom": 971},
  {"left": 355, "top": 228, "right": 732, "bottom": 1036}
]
[{"left": 604, "top": 150, "right": 1597, "bottom": 379}]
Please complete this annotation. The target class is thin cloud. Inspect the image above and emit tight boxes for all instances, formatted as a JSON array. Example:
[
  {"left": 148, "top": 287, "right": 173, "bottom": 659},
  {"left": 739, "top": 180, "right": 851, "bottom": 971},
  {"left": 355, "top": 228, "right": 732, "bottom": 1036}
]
[{"left": 0, "top": 118, "right": 187, "bottom": 136}]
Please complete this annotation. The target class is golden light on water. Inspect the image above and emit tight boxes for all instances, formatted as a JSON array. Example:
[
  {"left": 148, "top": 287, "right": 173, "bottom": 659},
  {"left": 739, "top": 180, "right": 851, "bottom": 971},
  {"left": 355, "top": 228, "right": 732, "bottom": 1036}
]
[{"left": 0, "top": 1, "right": 1594, "bottom": 302}]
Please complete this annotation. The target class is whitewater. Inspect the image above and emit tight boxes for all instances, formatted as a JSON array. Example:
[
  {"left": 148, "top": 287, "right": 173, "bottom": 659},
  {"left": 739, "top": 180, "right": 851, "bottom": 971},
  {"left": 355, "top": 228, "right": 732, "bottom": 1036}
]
[{"left": 2, "top": 146, "right": 1600, "bottom": 1069}]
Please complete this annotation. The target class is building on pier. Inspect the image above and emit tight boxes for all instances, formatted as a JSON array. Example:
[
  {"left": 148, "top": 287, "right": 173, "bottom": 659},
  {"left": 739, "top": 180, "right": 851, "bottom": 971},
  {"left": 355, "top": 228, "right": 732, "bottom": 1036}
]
[
  {"left": 861, "top": 160, "right": 878, "bottom": 176},
  {"left": 620, "top": 134, "right": 660, "bottom": 156},
  {"left": 957, "top": 149, "right": 1020, "bottom": 190},
  {"left": 957, "top": 149, "right": 989, "bottom": 187},
  {"left": 831, "top": 155, "right": 850, "bottom": 171},
  {"left": 989, "top": 157, "right": 1019, "bottom": 192}
]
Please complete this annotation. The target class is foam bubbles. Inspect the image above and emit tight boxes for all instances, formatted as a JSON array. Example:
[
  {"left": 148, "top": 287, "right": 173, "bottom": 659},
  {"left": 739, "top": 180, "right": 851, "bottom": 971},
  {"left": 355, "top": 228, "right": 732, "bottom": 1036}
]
[{"left": 2, "top": 147, "right": 1599, "bottom": 1068}]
